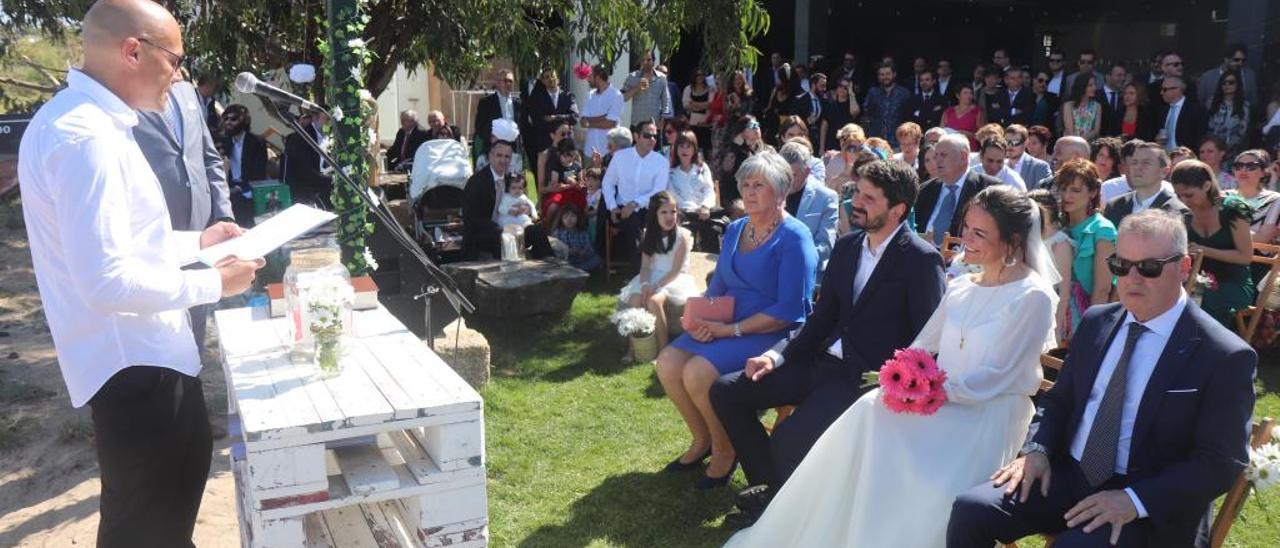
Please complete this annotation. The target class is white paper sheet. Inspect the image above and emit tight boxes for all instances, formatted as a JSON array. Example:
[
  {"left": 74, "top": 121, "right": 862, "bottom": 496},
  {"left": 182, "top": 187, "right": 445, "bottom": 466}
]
[{"left": 196, "top": 204, "right": 337, "bottom": 266}]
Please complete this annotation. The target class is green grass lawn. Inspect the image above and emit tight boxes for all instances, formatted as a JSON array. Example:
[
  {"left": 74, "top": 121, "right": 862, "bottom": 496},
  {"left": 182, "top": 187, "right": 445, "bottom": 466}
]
[{"left": 472, "top": 277, "right": 1280, "bottom": 547}]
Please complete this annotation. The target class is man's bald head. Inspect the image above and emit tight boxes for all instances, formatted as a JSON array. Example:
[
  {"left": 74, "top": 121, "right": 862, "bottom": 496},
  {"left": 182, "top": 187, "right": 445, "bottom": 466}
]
[{"left": 80, "top": 0, "right": 183, "bottom": 112}]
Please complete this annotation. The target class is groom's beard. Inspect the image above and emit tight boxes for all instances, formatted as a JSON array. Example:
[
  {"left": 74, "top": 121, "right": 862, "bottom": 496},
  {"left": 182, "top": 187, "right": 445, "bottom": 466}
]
[{"left": 852, "top": 208, "right": 887, "bottom": 232}]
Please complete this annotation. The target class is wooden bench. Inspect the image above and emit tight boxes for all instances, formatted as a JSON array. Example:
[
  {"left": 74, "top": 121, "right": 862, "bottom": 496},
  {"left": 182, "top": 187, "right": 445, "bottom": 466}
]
[{"left": 215, "top": 305, "right": 489, "bottom": 547}]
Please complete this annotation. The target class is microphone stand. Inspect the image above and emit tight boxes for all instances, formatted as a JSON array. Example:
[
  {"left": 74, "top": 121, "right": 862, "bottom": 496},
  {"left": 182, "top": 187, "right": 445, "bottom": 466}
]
[{"left": 257, "top": 96, "right": 474, "bottom": 345}]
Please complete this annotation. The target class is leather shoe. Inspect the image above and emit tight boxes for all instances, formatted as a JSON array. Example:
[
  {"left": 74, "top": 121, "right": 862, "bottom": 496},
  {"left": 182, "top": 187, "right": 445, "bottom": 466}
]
[
  {"left": 695, "top": 459, "right": 737, "bottom": 490},
  {"left": 733, "top": 484, "right": 772, "bottom": 512},
  {"left": 723, "top": 506, "right": 763, "bottom": 529},
  {"left": 663, "top": 448, "right": 711, "bottom": 473}
]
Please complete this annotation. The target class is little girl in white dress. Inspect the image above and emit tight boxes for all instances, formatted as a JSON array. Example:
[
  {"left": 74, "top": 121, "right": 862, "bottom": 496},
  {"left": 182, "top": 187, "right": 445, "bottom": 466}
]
[
  {"left": 497, "top": 175, "right": 537, "bottom": 260},
  {"left": 619, "top": 192, "right": 699, "bottom": 352}
]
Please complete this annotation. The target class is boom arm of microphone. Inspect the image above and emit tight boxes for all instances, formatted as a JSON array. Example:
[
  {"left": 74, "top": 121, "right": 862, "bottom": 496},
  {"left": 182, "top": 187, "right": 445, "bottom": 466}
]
[{"left": 253, "top": 94, "right": 476, "bottom": 319}]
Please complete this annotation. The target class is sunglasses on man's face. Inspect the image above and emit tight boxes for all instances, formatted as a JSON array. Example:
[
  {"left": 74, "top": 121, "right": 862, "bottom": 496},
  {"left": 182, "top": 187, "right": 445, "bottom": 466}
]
[
  {"left": 641, "top": 132, "right": 658, "bottom": 139},
  {"left": 1233, "top": 161, "right": 1265, "bottom": 171},
  {"left": 1106, "top": 254, "right": 1182, "bottom": 278},
  {"left": 1006, "top": 138, "right": 1025, "bottom": 147}
]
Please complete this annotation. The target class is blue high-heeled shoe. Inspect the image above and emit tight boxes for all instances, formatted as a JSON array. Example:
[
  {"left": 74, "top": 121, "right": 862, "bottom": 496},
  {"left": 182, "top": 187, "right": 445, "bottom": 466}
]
[
  {"left": 663, "top": 448, "right": 711, "bottom": 473},
  {"left": 695, "top": 459, "right": 738, "bottom": 490}
]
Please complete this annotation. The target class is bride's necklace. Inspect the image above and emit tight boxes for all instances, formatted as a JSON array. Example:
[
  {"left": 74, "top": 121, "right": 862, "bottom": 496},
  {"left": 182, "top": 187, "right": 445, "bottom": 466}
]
[
  {"left": 747, "top": 217, "right": 781, "bottom": 246},
  {"left": 959, "top": 270, "right": 1005, "bottom": 349}
]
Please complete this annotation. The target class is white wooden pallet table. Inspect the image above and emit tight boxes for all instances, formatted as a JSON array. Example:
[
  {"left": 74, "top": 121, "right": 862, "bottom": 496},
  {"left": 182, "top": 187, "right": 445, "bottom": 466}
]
[{"left": 216, "top": 305, "right": 489, "bottom": 547}]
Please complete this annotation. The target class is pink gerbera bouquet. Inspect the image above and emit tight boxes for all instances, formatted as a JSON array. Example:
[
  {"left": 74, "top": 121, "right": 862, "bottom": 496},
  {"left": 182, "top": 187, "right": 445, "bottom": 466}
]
[
  {"left": 862, "top": 348, "right": 949, "bottom": 415},
  {"left": 573, "top": 61, "right": 593, "bottom": 81}
]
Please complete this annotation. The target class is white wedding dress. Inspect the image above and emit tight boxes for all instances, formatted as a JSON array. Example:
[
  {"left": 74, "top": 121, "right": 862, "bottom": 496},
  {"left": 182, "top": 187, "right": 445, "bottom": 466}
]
[{"left": 725, "top": 273, "right": 1057, "bottom": 548}]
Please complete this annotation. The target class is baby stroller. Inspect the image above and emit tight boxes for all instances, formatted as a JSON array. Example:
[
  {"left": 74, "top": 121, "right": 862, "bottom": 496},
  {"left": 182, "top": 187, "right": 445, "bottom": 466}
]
[{"left": 409, "top": 138, "right": 472, "bottom": 262}]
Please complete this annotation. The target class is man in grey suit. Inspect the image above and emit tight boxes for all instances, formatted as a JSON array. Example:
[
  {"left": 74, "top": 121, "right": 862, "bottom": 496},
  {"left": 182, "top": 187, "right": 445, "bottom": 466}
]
[
  {"left": 1005, "top": 125, "right": 1051, "bottom": 187},
  {"left": 1197, "top": 45, "right": 1257, "bottom": 108},
  {"left": 134, "top": 78, "right": 234, "bottom": 353},
  {"left": 1103, "top": 143, "right": 1188, "bottom": 227},
  {"left": 779, "top": 140, "right": 838, "bottom": 273}
]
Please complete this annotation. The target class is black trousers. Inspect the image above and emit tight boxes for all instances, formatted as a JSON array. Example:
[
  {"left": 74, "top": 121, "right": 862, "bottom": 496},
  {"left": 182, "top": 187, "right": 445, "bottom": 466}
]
[
  {"left": 89, "top": 366, "right": 213, "bottom": 548},
  {"left": 710, "top": 353, "right": 867, "bottom": 489},
  {"left": 228, "top": 183, "right": 256, "bottom": 228},
  {"left": 947, "top": 457, "right": 1153, "bottom": 548}
]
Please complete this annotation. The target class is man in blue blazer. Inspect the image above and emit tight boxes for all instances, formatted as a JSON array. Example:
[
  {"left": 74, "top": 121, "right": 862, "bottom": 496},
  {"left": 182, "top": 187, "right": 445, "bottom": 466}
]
[
  {"left": 948, "top": 210, "right": 1256, "bottom": 548},
  {"left": 714, "top": 159, "right": 945, "bottom": 527},
  {"left": 777, "top": 140, "right": 838, "bottom": 271}
]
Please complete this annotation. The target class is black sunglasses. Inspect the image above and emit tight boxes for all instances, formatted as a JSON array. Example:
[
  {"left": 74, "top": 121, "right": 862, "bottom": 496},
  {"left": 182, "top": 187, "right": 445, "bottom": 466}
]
[
  {"left": 1106, "top": 254, "right": 1182, "bottom": 278},
  {"left": 1233, "top": 161, "right": 1265, "bottom": 171},
  {"left": 641, "top": 132, "right": 658, "bottom": 139}
]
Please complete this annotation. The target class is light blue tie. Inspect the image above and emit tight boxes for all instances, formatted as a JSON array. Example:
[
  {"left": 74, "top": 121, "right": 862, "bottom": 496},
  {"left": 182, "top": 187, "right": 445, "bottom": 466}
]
[
  {"left": 933, "top": 184, "right": 957, "bottom": 245},
  {"left": 1164, "top": 104, "right": 1178, "bottom": 150}
]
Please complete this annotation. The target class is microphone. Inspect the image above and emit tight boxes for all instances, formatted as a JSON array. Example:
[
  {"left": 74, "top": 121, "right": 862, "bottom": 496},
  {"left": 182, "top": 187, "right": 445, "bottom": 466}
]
[{"left": 234, "top": 72, "right": 326, "bottom": 114}]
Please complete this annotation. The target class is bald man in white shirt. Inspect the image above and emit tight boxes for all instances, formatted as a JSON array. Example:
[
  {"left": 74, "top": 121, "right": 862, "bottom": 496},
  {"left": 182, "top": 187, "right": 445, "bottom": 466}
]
[{"left": 17, "top": 1, "right": 261, "bottom": 545}]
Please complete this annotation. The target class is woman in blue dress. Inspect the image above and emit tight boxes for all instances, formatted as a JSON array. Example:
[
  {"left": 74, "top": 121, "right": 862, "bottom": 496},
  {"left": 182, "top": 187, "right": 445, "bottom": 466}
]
[{"left": 656, "top": 151, "right": 818, "bottom": 489}]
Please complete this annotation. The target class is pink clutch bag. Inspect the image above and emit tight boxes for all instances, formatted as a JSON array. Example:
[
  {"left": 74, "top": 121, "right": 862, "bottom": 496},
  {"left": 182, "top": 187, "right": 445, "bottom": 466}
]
[{"left": 681, "top": 296, "right": 735, "bottom": 331}]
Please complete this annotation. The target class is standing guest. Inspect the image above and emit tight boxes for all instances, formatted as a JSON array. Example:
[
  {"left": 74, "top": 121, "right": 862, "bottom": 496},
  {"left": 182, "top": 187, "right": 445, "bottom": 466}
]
[
  {"left": 720, "top": 115, "right": 772, "bottom": 216},
  {"left": 658, "top": 64, "right": 682, "bottom": 119},
  {"left": 778, "top": 140, "right": 839, "bottom": 270},
  {"left": 1148, "top": 52, "right": 1197, "bottom": 106},
  {"left": 1174, "top": 160, "right": 1256, "bottom": 328},
  {"left": 658, "top": 151, "right": 818, "bottom": 489},
  {"left": 893, "top": 122, "right": 923, "bottom": 169},
  {"left": 526, "top": 67, "right": 579, "bottom": 160},
  {"left": 728, "top": 186, "right": 1058, "bottom": 546},
  {"left": 1062, "top": 74, "right": 1101, "bottom": 140},
  {"left": 683, "top": 68, "right": 714, "bottom": 157},
  {"left": 915, "top": 134, "right": 999, "bottom": 244},
  {"left": 1155, "top": 76, "right": 1208, "bottom": 152},
  {"left": 760, "top": 69, "right": 795, "bottom": 143},
  {"left": 1206, "top": 69, "right": 1250, "bottom": 156},
  {"left": 1198, "top": 44, "right": 1258, "bottom": 108},
  {"left": 1063, "top": 49, "right": 1105, "bottom": 100},
  {"left": 1029, "top": 70, "right": 1061, "bottom": 130},
  {"left": 1227, "top": 149, "right": 1280, "bottom": 244},
  {"left": 836, "top": 52, "right": 864, "bottom": 97},
  {"left": 193, "top": 73, "right": 222, "bottom": 138},
  {"left": 536, "top": 119, "right": 574, "bottom": 201},
  {"left": 1118, "top": 82, "right": 1154, "bottom": 141},
  {"left": 936, "top": 58, "right": 957, "bottom": 99},
  {"left": 942, "top": 86, "right": 985, "bottom": 150},
  {"left": 1006, "top": 124, "right": 1051, "bottom": 187},
  {"left": 976, "top": 66, "right": 1003, "bottom": 118},
  {"left": 619, "top": 191, "right": 698, "bottom": 355},
  {"left": 906, "top": 56, "right": 930, "bottom": 93},
  {"left": 1104, "top": 142, "right": 1188, "bottom": 226},
  {"left": 1198, "top": 135, "right": 1237, "bottom": 190},
  {"left": 949, "top": 208, "right": 1255, "bottom": 548},
  {"left": 723, "top": 69, "right": 757, "bottom": 123},
  {"left": 217, "top": 104, "right": 267, "bottom": 227},
  {"left": 1033, "top": 136, "right": 1091, "bottom": 190},
  {"left": 1091, "top": 136, "right": 1124, "bottom": 182},
  {"left": 387, "top": 109, "right": 429, "bottom": 172},
  {"left": 668, "top": 130, "right": 724, "bottom": 252},
  {"left": 284, "top": 110, "right": 333, "bottom": 208},
  {"left": 862, "top": 63, "right": 913, "bottom": 147},
  {"left": 18, "top": 1, "right": 264, "bottom": 545},
  {"left": 424, "top": 110, "right": 462, "bottom": 142},
  {"left": 909, "top": 68, "right": 946, "bottom": 130},
  {"left": 714, "top": 159, "right": 944, "bottom": 527},
  {"left": 1098, "top": 63, "right": 1128, "bottom": 137},
  {"left": 623, "top": 50, "right": 673, "bottom": 127},
  {"left": 971, "top": 137, "right": 1026, "bottom": 190},
  {"left": 803, "top": 72, "right": 828, "bottom": 146},
  {"left": 1056, "top": 159, "right": 1117, "bottom": 335},
  {"left": 988, "top": 66, "right": 1034, "bottom": 126},
  {"left": 1045, "top": 51, "right": 1067, "bottom": 96},
  {"left": 991, "top": 48, "right": 1011, "bottom": 73},
  {"left": 712, "top": 70, "right": 756, "bottom": 174},
  {"left": 603, "top": 120, "right": 669, "bottom": 266},
  {"left": 581, "top": 64, "right": 624, "bottom": 163},
  {"left": 1145, "top": 50, "right": 1167, "bottom": 84},
  {"left": 462, "top": 140, "right": 553, "bottom": 259},
  {"left": 819, "top": 78, "right": 860, "bottom": 153},
  {"left": 753, "top": 52, "right": 786, "bottom": 102},
  {"left": 472, "top": 68, "right": 526, "bottom": 161},
  {"left": 1026, "top": 125, "right": 1053, "bottom": 161}
]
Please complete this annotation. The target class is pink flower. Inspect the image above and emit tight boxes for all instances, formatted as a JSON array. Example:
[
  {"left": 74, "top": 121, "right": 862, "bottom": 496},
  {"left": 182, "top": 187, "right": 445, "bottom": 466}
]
[
  {"left": 876, "top": 347, "right": 949, "bottom": 416},
  {"left": 881, "top": 392, "right": 916, "bottom": 414},
  {"left": 879, "top": 359, "right": 929, "bottom": 399},
  {"left": 573, "top": 61, "right": 593, "bottom": 81}
]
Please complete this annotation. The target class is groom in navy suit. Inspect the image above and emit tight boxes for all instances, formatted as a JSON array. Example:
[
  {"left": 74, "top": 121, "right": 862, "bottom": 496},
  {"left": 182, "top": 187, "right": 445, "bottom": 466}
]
[
  {"left": 712, "top": 160, "right": 945, "bottom": 527},
  {"left": 948, "top": 210, "right": 1256, "bottom": 548}
]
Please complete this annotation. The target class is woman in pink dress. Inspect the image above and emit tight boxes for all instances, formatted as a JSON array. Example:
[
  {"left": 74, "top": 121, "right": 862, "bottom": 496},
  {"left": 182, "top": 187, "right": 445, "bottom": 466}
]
[{"left": 942, "top": 86, "right": 984, "bottom": 150}]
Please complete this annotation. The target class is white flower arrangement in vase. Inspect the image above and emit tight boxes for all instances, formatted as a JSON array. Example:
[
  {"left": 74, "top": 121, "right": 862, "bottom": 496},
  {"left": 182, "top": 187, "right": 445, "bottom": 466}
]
[
  {"left": 610, "top": 308, "right": 657, "bottom": 338},
  {"left": 304, "top": 276, "right": 355, "bottom": 376}
]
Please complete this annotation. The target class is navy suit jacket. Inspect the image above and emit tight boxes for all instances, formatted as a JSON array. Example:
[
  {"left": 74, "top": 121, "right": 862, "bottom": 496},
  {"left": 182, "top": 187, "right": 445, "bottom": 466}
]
[
  {"left": 913, "top": 171, "right": 999, "bottom": 237},
  {"left": 780, "top": 227, "right": 945, "bottom": 380},
  {"left": 1031, "top": 302, "right": 1255, "bottom": 544}
]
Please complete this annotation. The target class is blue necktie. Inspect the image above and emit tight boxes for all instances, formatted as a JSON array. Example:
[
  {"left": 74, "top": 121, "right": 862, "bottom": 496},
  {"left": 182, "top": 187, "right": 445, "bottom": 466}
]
[{"left": 932, "top": 184, "right": 958, "bottom": 245}]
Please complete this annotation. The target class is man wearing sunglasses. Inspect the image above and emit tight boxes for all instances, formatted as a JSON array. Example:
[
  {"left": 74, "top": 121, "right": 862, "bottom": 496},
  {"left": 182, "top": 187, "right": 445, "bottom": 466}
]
[
  {"left": 951, "top": 209, "right": 1255, "bottom": 548},
  {"left": 1147, "top": 52, "right": 1198, "bottom": 107},
  {"left": 1197, "top": 44, "right": 1257, "bottom": 109},
  {"left": 601, "top": 120, "right": 668, "bottom": 265}
]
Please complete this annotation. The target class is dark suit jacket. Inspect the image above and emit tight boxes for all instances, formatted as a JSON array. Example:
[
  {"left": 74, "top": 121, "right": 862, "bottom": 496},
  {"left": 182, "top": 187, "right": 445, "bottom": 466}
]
[
  {"left": 910, "top": 90, "right": 948, "bottom": 129},
  {"left": 387, "top": 126, "right": 430, "bottom": 169},
  {"left": 1102, "top": 188, "right": 1190, "bottom": 227},
  {"left": 526, "top": 84, "right": 580, "bottom": 155},
  {"left": 1031, "top": 302, "right": 1255, "bottom": 545},
  {"left": 985, "top": 87, "right": 1035, "bottom": 126},
  {"left": 1154, "top": 99, "right": 1209, "bottom": 150},
  {"left": 220, "top": 131, "right": 269, "bottom": 185},
  {"left": 780, "top": 228, "right": 945, "bottom": 380},
  {"left": 462, "top": 167, "right": 501, "bottom": 241},
  {"left": 1030, "top": 92, "right": 1060, "bottom": 129},
  {"left": 473, "top": 92, "right": 526, "bottom": 156},
  {"left": 284, "top": 123, "right": 332, "bottom": 207},
  {"left": 913, "top": 171, "right": 999, "bottom": 237}
]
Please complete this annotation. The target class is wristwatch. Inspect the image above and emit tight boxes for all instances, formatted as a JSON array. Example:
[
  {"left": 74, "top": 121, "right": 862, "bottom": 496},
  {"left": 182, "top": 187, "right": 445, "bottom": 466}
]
[
  {"left": 732, "top": 322, "right": 743, "bottom": 338},
  {"left": 1020, "top": 441, "right": 1048, "bottom": 457}
]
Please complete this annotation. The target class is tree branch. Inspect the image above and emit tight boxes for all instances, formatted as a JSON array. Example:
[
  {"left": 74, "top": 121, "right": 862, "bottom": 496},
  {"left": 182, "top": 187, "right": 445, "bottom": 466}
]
[
  {"left": 0, "top": 75, "right": 61, "bottom": 93},
  {"left": 19, "top": 55, "right": 65, "bottom": 86}
]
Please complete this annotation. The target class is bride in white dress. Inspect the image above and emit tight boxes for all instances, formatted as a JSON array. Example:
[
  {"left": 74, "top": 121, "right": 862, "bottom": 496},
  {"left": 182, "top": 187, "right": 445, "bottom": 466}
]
[{"left": 725, "top": 186, "right": 1059, "bottom": 547}]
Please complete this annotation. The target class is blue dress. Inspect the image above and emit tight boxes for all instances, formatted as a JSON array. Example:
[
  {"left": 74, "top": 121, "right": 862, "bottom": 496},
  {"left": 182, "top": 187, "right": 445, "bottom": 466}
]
[{"left": 671, "top": 216, "right": 818, "bottom": 374}]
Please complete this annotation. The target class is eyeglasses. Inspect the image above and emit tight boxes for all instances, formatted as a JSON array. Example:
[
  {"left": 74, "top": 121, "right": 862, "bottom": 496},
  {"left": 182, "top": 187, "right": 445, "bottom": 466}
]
[
  {"left": 138, "top": 37, "right": 187, "bottom": 75},
  {"left": 640, "top": 132, "right": 658, "bottom": 139},
  {"left": 1233, "top": 161, "right": 1265, "bottom": 171},
  {"left": 746, "top": 122, "right": 760, "bottom": 130},
  {"left": 1006, "top": 138, "right": 1025, "bottom": 147},
  {"left": 1107, "top": 254, "right": 1183, "bottom": 278}
]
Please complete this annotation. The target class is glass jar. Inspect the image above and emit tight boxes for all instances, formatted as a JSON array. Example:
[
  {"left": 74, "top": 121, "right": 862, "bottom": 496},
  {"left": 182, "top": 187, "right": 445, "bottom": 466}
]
[{"left": 283, "top": 243, "right": 353, "bottom": 377}]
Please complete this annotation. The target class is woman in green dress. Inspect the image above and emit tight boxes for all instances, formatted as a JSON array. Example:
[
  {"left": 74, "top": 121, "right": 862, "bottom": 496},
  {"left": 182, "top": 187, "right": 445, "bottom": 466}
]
[
  {"left": 1172, "top": 160, "right": 1256, "bottom": 328},
  {"left": 1056, "top": 158, "right": 1116, "bottom": 338}
]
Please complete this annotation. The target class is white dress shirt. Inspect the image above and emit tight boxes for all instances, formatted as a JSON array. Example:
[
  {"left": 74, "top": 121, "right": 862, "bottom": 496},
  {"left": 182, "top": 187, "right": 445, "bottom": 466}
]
[
  {"left": 18, "top": 70, "right": 223, "bottom": 408},
  {"left": 583, "top": 85, "right": 624, "bottom": 158},
  {"left": 229, "top": 132, "right": 245, "bottom": 183},
  {"left": 971, "top": 164, "right": 1026, "bottom": 191},
  {"left": 602, "top": 146, "right": 668, "bottom": 211},
  {"left": 498, "top": 93, "right": 515, "bottom": 121},
  {"left": 1101, "top": 176, "right": 1175, "bottom": 204},
  {"left": 926, "top": 173, "right": 968, "bottom": 236},
  {"left": 668, "top": 164, "right": 717, "bottom": 211},
  {"left": 1048, "top": 71, "right": 1064, "bottom": 96},
  {"left": 1069, "top": 292, "right": 1187, "bottom": 518},
  {"left": 1130, "top": 187, "right": 1166, "bottom": 214}
]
